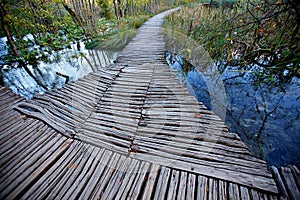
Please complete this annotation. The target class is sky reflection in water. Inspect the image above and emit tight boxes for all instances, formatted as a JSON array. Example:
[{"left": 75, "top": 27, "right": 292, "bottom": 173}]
[{"left": 166, "top": 51, "right": 300, "bottom": 168}]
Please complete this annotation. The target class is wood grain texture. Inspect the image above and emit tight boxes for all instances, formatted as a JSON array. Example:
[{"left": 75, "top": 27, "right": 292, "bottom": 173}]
[{"left": 0, "top": 8, "right": 282, "bottom": 199}]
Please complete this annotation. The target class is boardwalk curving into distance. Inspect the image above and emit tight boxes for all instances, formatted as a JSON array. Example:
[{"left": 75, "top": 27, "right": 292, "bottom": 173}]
[{"left": 0, "top": 8, "right": 298, "bottom": 200}]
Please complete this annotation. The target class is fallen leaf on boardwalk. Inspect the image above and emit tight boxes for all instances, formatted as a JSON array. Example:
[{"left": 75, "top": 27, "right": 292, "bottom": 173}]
[
  {"left": 128, "top": 147, "right": 139, "bottom": 153},
  {"left": 112, "top": 127, "right": 116, "bottom": 130},
  {"left": 194, "top": 113, "right": 202, "bottom": 118},
  {"left": 258, "top": 28, "right": 263, "bottom": 33},
  {"left": 74, "top": 164, "right": 79, "bottom": 170},
  {"left": 131, "top": 117, "right": 137, "bottom": 122},
  {"left": 68, "top": 162, "right": 73, "bottom": 169}
]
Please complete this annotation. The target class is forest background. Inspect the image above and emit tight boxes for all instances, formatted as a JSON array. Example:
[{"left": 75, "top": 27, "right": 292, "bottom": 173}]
[{"left": 0, "top": 0, "right": 299, "bottom": 86}]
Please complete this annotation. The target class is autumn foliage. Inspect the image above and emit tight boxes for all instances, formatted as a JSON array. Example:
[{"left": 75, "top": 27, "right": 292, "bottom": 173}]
[{"left": 165, "top": 0, "right": 300, "bottom": 83}]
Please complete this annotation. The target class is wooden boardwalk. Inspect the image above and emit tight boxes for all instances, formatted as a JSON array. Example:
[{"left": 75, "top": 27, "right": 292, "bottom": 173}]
[{"left": 0, "top": 9, "right": 296, "bottom": 199}]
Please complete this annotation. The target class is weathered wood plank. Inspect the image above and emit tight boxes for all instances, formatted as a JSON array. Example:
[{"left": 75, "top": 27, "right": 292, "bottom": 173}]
[
  {"left": 129, "top": 153, "right": 277, "bottom": 193},
  {"left": 197, "top": 175, "right": 208, "bottom": 200},
  {"left": 21, "top": 141, "right": 83, "bottom": 199},
  {"left": 141, "top": 164, "right": 160, "bottom": 200},
  {"left": 77, "top": 149, "right": 113, "bottom": 199},
  {"left": 113, "top": 159, "right": 140, "bottom": 200},
  {"left": 1, "top": 136, "right": 72, "bottom": 200},
  {"left": 63, "top": 147, "right": 104, "bottom": 199},
  {"left": 152, "top": 166, "right": 171, "bottom": 200},
  {"left": 270, "top": 166, "right": 289, "bottom": 198},
  {"left": 166, "top": 170, "right": 180, "bottom": 200},
  {"left": 218, "top": 180, "right": 228, "bottom": 200},
  {"left": 126, "top": 162, "right": 151, "bottom": 199},
  {"left": 89, "top": 153, "right": 122, "bottom": 199},
  {"left": 279, "top": 166, "right": 300, "bottom": 200},
  {"left": 177, "top": 171, "right": 188, "bottom": 200},
  {"left": 0, "top": 8, "right": 281, "bottom": 199}
]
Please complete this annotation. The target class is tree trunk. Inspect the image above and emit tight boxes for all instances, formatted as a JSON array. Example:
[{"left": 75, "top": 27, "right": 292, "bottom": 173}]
[
  {"left": 62, "top": 1, "right": 88, "bottom": 36},
  {"left": 113, "top": 0, "right": 120, "bottom": 22},
  {"left": 0, "top": 3, "right": 20, "bottom": 59},
  {"left": 1, "top": 2, "right": 47, "bottom": 90}
]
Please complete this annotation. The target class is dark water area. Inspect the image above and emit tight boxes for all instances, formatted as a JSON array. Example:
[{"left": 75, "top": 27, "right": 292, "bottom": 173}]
[{"left": 166, "top": 51, "right": 300, "bottom": 168}]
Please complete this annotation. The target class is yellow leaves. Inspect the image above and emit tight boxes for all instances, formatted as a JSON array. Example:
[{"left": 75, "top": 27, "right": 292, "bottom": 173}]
[
  {"left": 67, "top": 162, "right": 72, "bottom": 169},
  {"left": 194, "top": 113, "right": 202, "bottom": 118},
  {"left": 226, "top": 38, "right": 233, "bottom": 45},
  {"left": 186, "top": 48, "right": 192, "bottom": 59},
  {"left": 128, "top": 147, "right": 139, "bottom": 153},
  {"left": 67, "top": 162, "right": 79, "bottom": 170},
  {"left": 275, "top": 0, "right": 283, "bottom": 5}
]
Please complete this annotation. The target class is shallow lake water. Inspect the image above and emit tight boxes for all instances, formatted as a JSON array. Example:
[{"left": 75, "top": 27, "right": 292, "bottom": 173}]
[
  {"left": 166, "top": 51, "right": 300, "bottom": 168},
  {"left": 0, "top": 37, "right": 118, "bottom": 100}
]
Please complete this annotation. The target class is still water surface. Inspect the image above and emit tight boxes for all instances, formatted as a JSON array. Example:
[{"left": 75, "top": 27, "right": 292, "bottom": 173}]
[{"left": 166, "top": 51, "right": 300, "bottom": 168}]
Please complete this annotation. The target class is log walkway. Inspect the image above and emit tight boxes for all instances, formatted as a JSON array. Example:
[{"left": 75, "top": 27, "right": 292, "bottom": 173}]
[{"left": 0, "top": 8, "right": 297, "bottom": 199}]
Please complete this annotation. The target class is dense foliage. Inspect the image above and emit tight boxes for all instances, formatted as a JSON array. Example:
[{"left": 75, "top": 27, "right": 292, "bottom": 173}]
[
  {"left": 0, "top": 0, "right": 190, "bottom": 86},
  {"left": 165, "top": 0, "right": 300, "bottom": 83}
]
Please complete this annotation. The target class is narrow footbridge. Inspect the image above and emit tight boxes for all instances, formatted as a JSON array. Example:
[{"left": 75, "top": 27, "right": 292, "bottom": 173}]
[{"left": 0, "top": 9, "right": 296, "bottom": 199}]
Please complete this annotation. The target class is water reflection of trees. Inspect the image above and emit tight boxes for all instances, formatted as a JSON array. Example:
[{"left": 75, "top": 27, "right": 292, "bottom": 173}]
[
  {"left": 1, "top": 48, "right": 118, "bottom": 100},
  {"left": 224, "top": 76, "right": 300, "bottom": 167},
  {"left": 165, "top": 29, "right": 300, "bottom": 167}
]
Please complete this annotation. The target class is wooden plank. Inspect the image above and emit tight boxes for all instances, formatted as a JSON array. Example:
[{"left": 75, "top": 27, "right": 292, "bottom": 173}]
[
  {"left": 2, "top": 138, "right": 72, "bottom": 200},
  {"left": 141, "top": 164, "right": 160, "bottom": 200},
  {"left": 166, "top": 170, "right": 180, "bottom": 200},
  {"left": 130, "top": 141, "right": 269, "bottom": 177},
  {"left": 84, "top": 115, "right": 138, "bottom": 133},
  {"left": 77, "top": 149, "right": 113, "bottom": 199},
  {"left": 0, "top": 123, "right": 48, "bottom": 164},
  {"left": 48, "top": 145, "right": 93, "bottom": 198},
  {"left": 129, "top": 153, "right": 278, "bottom": 193},
  {"left": 249, "top": 189, "right": 260, "bottom": 200},
  {"left": 81, "top": 121, "right": 135, "bottom": 140},
  {"left": 218, "top": 180, "right": 228, "bottom": 200},
  {"left": 133, "top": 133, "right": 249, "bottom": 155},
  {"left": 240, "top": 186, "right": 251, "bottom": 200},
  {"left": 186, "top": 173, "right": 196, "bottom": 200},
  {"left": 13, "top": 102, "right": 74, "bottom": 137},
  {"left": 0, "top": 118, "right": 37, "bottom": 147},
  {"left": 0, "top": 130, "right": 58, "bottom": 183},
  {"left": 279, "top": 166, "right": 300, "bottom": 200},
  {"left": 90, "top": 153, "right": 122, "bottom": 199},
  {"left": 113, "top": 159, "right": 140, "bottom": 200},
  {"left": 133, "top": 135, "right": 261, "bottom": 165},
  {"left": 270, "top": 166, "right": 289, "bottom": 198},
  {"left": 228, "top": 182, "right": 240, "bottom": 200},
  {"left": 77, "top": 129, "right": 131, "bottom": 150},
  {"left": 101, "top": 156, "right": 133, "bottom": 199},
  {"left": 126, "top": 162, "right": 151, "bottom": 199},
  {"left": 21, "top": 141, "right": 83, "bottom": 199},
  {"left": 208, "top": 178, "right": 218, "bottom": 200},
  {"left": 197, "top": 175, "right": 208, "bottom": 200},
  {"left": 177, "top": 171, "right": 187, "bottom": 200},
  {"left": 62, "top": 146, "right": 102, "bottom": 199},
  {"left": 0, "top": 111, "right": 23, "bottom": 132},
  {"left": 152, "top": 166, "right": 171, "bottom": 200},
  {"left": 290, "top": 166, "right": 300, "bottom": 190}
]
